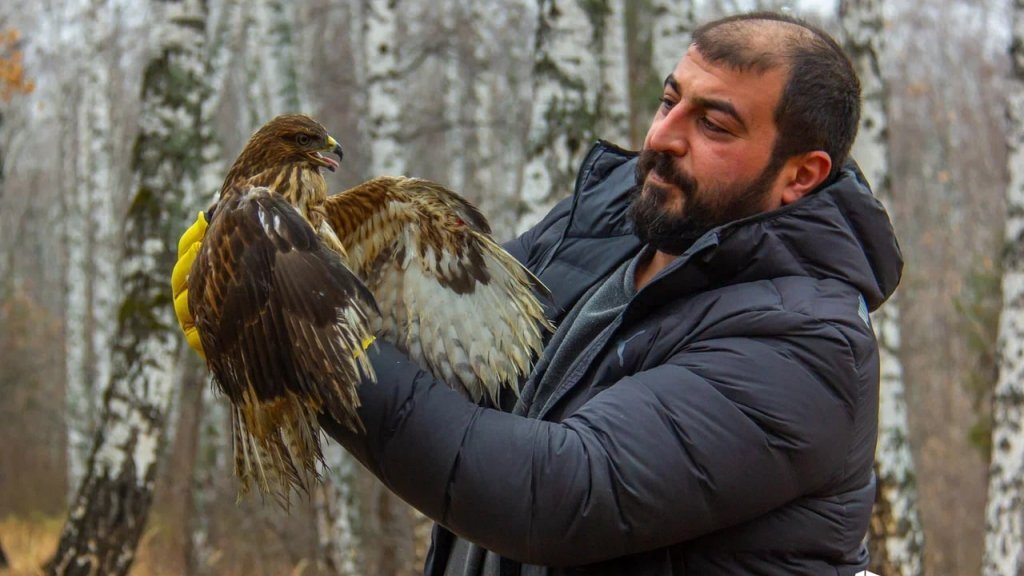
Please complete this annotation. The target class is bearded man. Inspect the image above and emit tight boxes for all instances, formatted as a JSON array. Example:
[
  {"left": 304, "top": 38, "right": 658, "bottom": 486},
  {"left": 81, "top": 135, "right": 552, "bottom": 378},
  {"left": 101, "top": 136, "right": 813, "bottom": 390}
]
[{"left": 177, "top": 10, "right": 901, "bottom": 576}]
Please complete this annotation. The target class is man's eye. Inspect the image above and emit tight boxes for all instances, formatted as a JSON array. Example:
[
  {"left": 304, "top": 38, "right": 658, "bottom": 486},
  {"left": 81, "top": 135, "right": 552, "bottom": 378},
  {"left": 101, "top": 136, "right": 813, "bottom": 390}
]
[
  {"left": 700, "top": 117, "right": 728, "bottom": 134},
  {"left": 659, "top": 97, "right": 675, "bottom": 110}
]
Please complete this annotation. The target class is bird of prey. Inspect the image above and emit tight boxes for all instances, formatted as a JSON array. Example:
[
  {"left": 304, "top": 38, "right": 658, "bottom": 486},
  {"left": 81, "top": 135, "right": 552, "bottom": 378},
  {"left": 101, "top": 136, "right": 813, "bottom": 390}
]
[{"left": 187, "top": 114, "right": 552, "bottom": 502}]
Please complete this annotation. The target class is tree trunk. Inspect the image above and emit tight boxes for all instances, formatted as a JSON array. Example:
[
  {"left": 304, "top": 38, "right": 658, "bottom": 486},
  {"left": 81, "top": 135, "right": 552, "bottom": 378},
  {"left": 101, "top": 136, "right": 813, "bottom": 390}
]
[
  {"left": 517, "top": 0, "right": 604, "bottom": 232},
  {"left": 839, "top": 1, "right": 925, "bottom": 574},
  {"left": 868, "top": 302, "right": 924, "bottom": 575},
  {"left": 315, "top": 444, "right": 362, "bottom": 576},
  {"left": 154, "top": 363, "right": 206, "bottom": 576},
  {"left": 241, "top": 0, "right": 309, "bottom": 123},
  {"left": 64, "top": 0, "right": 118, "bottom": 496},
  {"left": 984, "top": 1, "right": 1024, "bottom": 573},
  {"left": 599, "top": 0, "right": 630, "bottom": 146},
  {"left": 364, "top": 0, "right": 405, "bottom": 176},
  {"left": 47, "top": 1, "right": 212, "bottom": 573},
  {"left": 187, "top": 378, "right": 231, "bottom": 575},
  {"left": 438, "top": 0, "right": 534, "bottom": 240},
  {"left": 651, "top": 0, "right": 695, "bottom": 77},
  {"left": 318, "top": 4, "right": 417, "bottom": 573},
  {"left": 357, "top": 469, "right": 417, "bottom": 576}
]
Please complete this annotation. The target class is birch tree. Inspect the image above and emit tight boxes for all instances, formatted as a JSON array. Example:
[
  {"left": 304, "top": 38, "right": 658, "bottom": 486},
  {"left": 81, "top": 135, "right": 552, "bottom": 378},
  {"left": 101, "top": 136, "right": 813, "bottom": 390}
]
[
  {"left": 839, "top": 1, "right": 925, "bottom": 574},
  {"left": 518, "top": 0, "right": 623, "bottom": 232},
  {"left": 309, "top": 3, "right": 415, "bottom": 573},
  {"left": 62, "top": 0, "right": 121, "bottom": 494},
  {"left": 984, "top": 1, "right": 1024, "bottom": 573},
  {"left": 651, "top": 0, "right": 696, "bottom": 82},
  {"left": 241, "top": 0, "right": 308, "bottom": 124},
  {"left": 364, "top": 0, "right": 404, "bottom": 176},
  {"left": 315, "top": 443, "right": 361, "bottom": 576},
  {"left": 443, "top": 0, "right": 479, "bottom": 196},
  {"left": 600, "top": 0, "right": 629, "bottom": 146},
  {"left": 48, "top": 0, "right": 212, "bottom": 573},
  {"left": 436, "top": 0, "right": 535, "bottom": 239},
  {"left": 182, "top": 2, "right": 234, "bottom": 568}
]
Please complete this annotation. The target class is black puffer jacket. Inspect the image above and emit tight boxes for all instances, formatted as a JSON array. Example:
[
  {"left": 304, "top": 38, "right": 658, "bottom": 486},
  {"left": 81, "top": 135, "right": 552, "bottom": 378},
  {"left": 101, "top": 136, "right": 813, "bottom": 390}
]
[{"left": 322, "top": 141, "right": 902, "bottom": 575}]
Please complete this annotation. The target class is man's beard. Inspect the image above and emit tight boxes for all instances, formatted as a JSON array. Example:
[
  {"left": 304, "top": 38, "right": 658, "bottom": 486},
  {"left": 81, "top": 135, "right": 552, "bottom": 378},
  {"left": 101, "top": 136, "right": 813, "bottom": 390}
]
[{"left": 627, "top": 149, "right": 782, "bottom": 255}]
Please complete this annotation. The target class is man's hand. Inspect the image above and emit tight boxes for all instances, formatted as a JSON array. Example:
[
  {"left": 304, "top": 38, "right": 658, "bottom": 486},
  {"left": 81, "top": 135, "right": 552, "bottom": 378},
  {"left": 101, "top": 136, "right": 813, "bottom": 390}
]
[{"left": 172, "top": 210, "right": 208, "bottom": 359}]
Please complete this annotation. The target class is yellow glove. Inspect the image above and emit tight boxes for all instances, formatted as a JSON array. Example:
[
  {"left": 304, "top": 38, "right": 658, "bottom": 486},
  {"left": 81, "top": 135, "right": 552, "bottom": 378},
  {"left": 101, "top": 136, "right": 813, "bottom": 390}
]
[{"left": 172, "top": 210, "right": 208, "bottom": 359}]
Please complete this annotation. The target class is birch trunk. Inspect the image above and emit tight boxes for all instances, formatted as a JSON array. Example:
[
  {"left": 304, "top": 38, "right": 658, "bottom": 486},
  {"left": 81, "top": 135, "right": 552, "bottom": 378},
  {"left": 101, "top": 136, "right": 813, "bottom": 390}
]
[
  {"left": 364, "top": 0, "right": 417, "bottom": 568},
  {"left": 48, "top": 1, "right": 211, "bottom": 573},
  {"left": 599, "top": 0, "right": 629, "bottom": 146},
  {"left": 364, "top": 0, "right": 404, "bottom": 176},
  {"left": 315, "top": 444, "right": 362, "bottom": 576},
  {"left": 984, "top": 1, "right": 1024, "bottom": 573},
  {"left": 651, "top": 0, "right": 696, "bottom": 77},
  {"left": 314, "top": 3, "right": 415, "bottom": 573},
  {"left": 242, "top": 0, "right": 309, "bottom": 123},
  {"left": 442, "top": 1, "right": 467, "bottom": 194},
  {"left": 188, "top": 379, "right": 230, "bottom": 574},
  {"left": 517, "top": 0, "right": 601, "bottom": 232},
  {"left": 64, "top": 0, "right": 119, "bottom": 495},
  {"left": 156, "top": 363, "right": 205, "bottom": 576},
  {"left": 441, "top": 0, "right": 533, "bottom": 240},
  {"left": 839, "top": 1, "right": 925, "bottom": 574}
]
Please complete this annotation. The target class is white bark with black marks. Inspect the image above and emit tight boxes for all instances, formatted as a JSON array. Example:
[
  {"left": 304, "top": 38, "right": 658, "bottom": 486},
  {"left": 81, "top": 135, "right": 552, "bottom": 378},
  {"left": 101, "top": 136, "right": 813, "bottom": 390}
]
[
  {"left": 365, "top": 0, "right": 405, "bottom": 176},
  {"left": 64, "top": 0, "right": 120, "bottom": 496},
  {"left": 49, "top": 1, "right": 212, "bottom": 573},
  {"left": 316, "top": 443, "right": 362, "bottom": 576},
  {"left": 840, "top": 1, "right": 925, "bottom": 573},
  {"left": 518, "top": 0, "right": 603, "bottom": 232},
  {"left": 600, "top": 0, "right": 630, "bottom": 146},
  {"left": 985, "top": 1, "right": 1024, "bottom": 573},
  {"left": 651, "top": 0, "right": 696, "bottom": 78}
]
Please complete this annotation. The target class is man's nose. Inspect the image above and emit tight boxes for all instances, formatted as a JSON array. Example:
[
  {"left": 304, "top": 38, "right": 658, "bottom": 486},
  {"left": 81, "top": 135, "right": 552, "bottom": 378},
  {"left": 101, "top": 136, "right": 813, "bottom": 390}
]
[{"left": 646, "top": 107, "right": 689, "bottom": 156}]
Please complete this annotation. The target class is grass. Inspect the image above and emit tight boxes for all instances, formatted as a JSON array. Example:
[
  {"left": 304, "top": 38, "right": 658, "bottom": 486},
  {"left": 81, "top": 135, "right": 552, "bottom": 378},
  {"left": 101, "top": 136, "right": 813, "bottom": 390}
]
[{"left": 0, "top": 515, "right": 60, "bottom": 575}]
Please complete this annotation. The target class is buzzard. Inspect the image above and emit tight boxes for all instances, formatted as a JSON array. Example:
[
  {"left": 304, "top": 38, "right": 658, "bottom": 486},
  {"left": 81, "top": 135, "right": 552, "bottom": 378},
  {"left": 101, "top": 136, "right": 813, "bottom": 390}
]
[{"left": 186, "top": 114, "right": 552, "bottom": 502}]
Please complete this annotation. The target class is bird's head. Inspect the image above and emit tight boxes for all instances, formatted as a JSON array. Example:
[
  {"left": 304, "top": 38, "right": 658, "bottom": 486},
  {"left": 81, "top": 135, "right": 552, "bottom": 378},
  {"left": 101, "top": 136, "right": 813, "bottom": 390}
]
[{"left": 224, "top": 114, "right": 344, "bottom": 186}]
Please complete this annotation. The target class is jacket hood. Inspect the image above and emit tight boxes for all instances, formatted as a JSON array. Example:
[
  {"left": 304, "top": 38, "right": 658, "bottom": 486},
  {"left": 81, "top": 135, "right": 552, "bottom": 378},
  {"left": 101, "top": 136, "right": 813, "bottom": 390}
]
[{"left": 701, "top": 161, "right": 903, "bottom": 311}]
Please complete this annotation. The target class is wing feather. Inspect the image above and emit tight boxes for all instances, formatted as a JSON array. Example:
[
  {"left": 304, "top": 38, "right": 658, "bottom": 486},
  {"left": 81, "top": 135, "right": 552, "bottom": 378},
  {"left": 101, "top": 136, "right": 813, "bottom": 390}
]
[
  {"left": 324, "top": 177, "right": 553, "bottom": 404},
  {"left": 189, "top": 185, "right": 377, "bottom": 498}
]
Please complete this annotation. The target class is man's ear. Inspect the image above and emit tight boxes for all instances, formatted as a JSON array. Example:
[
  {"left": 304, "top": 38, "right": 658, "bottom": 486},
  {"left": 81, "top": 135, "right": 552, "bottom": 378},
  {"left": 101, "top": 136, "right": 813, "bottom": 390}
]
[{"left": 779, "top": 151, "right": 832, "bottom": 205}]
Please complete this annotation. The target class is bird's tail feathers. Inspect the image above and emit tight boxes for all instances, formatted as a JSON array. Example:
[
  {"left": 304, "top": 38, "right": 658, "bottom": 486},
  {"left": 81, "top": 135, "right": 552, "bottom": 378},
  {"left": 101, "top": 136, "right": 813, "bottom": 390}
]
[{"left": 232, "top": 393, "right": 326, "bottom": 507}]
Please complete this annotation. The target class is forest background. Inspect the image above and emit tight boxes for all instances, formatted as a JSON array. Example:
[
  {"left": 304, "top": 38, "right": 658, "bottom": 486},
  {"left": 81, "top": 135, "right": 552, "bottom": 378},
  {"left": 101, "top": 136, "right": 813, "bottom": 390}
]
[{"left": 0, "top": 0, "right": 1015, "bottom": 575}]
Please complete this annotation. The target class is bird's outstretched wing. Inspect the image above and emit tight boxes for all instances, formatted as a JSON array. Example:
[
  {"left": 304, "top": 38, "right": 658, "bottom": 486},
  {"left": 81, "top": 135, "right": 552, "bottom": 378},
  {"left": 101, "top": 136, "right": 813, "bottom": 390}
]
[
  {"left": 189, "top": 184, "right": 377, "bottom": 498},
  {"left": 323, "top": 176, "right": 553, "bottom": 405}
]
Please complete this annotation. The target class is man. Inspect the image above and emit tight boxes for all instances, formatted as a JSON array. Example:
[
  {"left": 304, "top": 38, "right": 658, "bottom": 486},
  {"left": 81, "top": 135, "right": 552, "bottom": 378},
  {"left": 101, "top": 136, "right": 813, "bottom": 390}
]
[{"left": 176, "top": 10, "right": 900, "bottom": 575}]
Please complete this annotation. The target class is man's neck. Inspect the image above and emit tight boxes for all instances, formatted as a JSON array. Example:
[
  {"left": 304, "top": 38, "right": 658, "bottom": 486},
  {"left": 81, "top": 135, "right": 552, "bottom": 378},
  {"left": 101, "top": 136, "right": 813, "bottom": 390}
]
[{"left": 634, "top": 249, "right": 677, "bottom": 290}]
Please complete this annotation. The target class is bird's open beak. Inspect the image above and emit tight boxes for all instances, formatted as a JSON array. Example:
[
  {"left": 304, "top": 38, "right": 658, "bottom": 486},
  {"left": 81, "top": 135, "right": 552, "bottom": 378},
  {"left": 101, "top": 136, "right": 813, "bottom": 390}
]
[{"left": 317, "top": 136, "right": 344, "bottom": 172}]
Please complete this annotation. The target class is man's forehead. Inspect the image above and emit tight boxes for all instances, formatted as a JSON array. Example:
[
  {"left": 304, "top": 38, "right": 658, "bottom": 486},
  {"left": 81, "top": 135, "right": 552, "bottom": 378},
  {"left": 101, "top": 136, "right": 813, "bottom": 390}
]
[
  {"left": 659, "top": 47, "right": 786, "bottom": 135},
  {"left": 666, "top": 47, "right": 786, "bottom": 125}
]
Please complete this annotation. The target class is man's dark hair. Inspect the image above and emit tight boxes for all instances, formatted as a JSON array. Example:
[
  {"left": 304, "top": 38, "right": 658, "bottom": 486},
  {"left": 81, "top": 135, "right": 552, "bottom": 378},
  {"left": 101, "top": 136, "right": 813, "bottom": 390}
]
[{"left": 691, "top": 12, "right": 861, "bottom": 182}]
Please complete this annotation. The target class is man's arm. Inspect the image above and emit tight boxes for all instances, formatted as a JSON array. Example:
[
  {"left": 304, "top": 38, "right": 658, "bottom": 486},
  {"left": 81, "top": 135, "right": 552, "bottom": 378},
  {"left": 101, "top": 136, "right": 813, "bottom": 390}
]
[{"left": 322, "top": 312, "right": 862, "bottom": 567}]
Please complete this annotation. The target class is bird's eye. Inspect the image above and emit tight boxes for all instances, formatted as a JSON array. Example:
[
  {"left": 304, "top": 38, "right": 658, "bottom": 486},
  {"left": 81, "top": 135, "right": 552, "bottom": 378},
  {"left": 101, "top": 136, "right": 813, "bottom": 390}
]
[{"left": 296, "top": 134, "right": 312, "bottom": 146}]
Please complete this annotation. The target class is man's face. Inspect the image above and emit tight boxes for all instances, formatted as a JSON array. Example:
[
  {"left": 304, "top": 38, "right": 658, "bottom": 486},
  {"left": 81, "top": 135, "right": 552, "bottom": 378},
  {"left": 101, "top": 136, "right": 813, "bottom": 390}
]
[{"left": 631, "top": 46, "right": 789, "bottom": 254}]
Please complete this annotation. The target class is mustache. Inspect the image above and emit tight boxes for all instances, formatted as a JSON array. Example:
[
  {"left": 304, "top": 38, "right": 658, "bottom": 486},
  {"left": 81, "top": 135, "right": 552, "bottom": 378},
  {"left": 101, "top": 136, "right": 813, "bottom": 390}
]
[{"left": 636, "top": 150, "right": 697, "bottom": 195}]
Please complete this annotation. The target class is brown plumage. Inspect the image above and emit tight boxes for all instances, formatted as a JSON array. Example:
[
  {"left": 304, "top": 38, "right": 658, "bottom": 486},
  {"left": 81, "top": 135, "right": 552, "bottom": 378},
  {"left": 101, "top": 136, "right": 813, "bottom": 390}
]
[
  {"left": 189, "top": 115, "right": 376, "bottom": 502},
  {"left": 188, "top": 114, "right": 552, "bottom": 504}
]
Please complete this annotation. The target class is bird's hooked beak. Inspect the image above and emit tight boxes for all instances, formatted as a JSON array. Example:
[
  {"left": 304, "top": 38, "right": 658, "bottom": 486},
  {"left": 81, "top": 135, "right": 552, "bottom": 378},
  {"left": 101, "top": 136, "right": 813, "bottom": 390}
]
[
  {"left": 317, "top": 135, "right": 344, "bottom": 172},
  {"left": 329, "top": 136, "right": 343, "bottom": 163}
]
